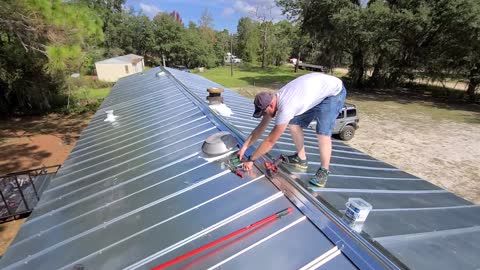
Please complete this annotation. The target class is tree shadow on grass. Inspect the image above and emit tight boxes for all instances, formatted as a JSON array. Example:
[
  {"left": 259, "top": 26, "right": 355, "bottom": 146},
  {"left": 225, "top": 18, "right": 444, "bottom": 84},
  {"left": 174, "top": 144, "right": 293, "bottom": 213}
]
[
  {"left": 237, "top": 65, "right": 288, "bottom": 74},
  {"left": 347, "top": 87, "right": 480, "bottom": 124},
  {"left": 0, "top": 144, "right": 51, "bottom": 175},
  {"left": 237, "top": 75, "right": 299, "bottom": 88}
]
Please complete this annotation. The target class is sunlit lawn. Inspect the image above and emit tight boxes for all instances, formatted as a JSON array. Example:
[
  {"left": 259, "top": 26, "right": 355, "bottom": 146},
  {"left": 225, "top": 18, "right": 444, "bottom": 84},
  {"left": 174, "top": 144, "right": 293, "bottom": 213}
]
[
  {"left": 74, "top": 87, "right": 110, "bottom": 100},
  {"left": 198, "top": 64, "right": 309, "bottom": 88}
]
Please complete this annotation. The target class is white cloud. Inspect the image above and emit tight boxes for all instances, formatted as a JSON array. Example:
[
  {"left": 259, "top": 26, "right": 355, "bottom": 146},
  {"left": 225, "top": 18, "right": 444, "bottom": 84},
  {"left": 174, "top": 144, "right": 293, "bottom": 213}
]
[
  {"left": 222, "top": 7, "right": 235, "bottom": 17},
  {"left": 139, "top": 3, "right": 162, "bottom": 18},
  {"left": 228, "top": 0, "right": 286, "bottom": 21}
]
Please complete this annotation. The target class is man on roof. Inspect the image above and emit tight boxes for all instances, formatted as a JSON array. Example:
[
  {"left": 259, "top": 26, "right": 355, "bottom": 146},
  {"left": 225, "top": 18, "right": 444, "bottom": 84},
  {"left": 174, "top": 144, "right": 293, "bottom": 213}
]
[{"left": 238, "top": 72, "right": 346, "bottom": 187}]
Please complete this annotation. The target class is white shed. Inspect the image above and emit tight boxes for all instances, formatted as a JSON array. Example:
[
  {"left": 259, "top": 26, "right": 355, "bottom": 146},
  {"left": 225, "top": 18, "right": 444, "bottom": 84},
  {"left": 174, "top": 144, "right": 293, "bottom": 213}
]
[{"left": 95, "top": 54, "right": 145, "bottom": 82}]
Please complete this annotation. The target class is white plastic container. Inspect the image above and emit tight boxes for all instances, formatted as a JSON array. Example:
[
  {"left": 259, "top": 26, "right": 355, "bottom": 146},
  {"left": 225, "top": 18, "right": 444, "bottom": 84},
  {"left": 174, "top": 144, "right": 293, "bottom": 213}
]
[{"left": 344, "top": 198, "right": 372, "bottom": 223}]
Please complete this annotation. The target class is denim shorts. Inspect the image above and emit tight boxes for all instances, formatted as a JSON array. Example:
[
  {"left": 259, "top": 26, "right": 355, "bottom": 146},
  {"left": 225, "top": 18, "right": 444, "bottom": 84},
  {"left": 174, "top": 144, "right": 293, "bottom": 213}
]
[{"left": 289, "top": 86, "right": 346, "bottom": 136}]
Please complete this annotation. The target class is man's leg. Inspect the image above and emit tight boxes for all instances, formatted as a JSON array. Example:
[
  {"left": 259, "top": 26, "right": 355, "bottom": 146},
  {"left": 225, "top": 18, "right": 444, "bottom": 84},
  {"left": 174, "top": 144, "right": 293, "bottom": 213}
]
[
  {"left": 317, "top": 134, "right": 332, "bottom": 170},
  {"left": 288, "top": 124, "right": 306, "bottom": 160},
  {"left": 309, "top": 86, "right": 346, "bottom": 187},
  {"left": 282, "top": 113, "right": 312, "bottom": 169}
]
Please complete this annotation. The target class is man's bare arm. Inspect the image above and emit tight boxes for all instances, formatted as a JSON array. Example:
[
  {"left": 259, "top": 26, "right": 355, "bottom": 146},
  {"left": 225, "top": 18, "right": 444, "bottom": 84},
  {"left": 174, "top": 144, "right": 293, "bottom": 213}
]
[
  {"left": 238, "top": 114, "right": 272, "bottom": 159},
  {"left": 249, "top": 123, "right": 287, "bottom": 161}
]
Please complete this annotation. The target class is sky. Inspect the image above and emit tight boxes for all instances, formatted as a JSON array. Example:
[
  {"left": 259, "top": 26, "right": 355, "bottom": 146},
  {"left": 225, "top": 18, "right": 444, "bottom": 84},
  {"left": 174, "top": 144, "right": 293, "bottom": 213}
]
[{"left": 124, "top": 0, "right": 287, "bottom": 33}]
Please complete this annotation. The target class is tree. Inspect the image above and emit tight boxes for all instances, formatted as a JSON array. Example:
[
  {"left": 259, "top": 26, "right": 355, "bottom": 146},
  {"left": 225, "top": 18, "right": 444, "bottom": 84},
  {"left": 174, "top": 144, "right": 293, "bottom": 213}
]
[
  {"left": 215, "top": 29, "right": 232, "bottom": 65},
  {"left": 269, "top": 20, "right": 296, "bottom": 66},
  {"left": 78, "top": 0, "right": 125, "bottom": 32},
  {"left": 278, "top": 0, "right": 480, "bottom": 100},
  {"left": 253, "top": 5, "right": 275, "bottom": 68},
  {"left": 183, "top": 25, "right": 217, "bottom": 68},
  {"left": 152, "top": 12, "right": 186, "bottom": 66},
  {"left": 0, "top": 0, "right": 103, "bottom": 114},
  {"left": 236, "top": 17, "right": 261, "bottom": 63},
  {"left": 199, "top": 9, "right": 218, "bottom": 52}
]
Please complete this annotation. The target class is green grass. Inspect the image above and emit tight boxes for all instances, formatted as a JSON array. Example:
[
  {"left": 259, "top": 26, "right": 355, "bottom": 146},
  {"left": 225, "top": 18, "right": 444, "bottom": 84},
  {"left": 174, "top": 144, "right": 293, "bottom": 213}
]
[
  {"left": 197, "top": 64, "right": 309, "bottom": 88},
  {"left": 61, "top": 87, "right": 111, "bottom": 114},
  {"left": 73, "top": 87, "right": 110, "bottom": 100}
]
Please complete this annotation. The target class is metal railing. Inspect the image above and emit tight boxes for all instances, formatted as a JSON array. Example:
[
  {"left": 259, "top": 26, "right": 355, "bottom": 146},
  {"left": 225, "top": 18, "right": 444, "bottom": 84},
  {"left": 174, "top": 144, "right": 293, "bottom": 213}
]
[{"left": 0, "top": 165, "right": 61, "bottom": 222}]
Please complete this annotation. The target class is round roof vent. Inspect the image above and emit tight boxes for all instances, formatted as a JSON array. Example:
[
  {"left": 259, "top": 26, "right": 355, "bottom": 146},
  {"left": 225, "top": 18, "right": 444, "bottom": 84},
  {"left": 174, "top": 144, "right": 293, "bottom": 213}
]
[{"left": 202, "top": 131, "right": 237, "bottom": 156}]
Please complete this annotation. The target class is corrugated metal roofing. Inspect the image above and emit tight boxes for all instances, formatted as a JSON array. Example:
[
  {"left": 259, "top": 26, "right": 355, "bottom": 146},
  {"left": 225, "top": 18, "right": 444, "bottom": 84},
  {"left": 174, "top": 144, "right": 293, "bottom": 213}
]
[
  {"left": 0, "top": 67, "right": 374, "bottom": 270},
  {"left": 0, "top": 66, "right": 478, "bottom": 270},
  {"left": 95, "top": 54, "right": 143, "bottom": 65}
]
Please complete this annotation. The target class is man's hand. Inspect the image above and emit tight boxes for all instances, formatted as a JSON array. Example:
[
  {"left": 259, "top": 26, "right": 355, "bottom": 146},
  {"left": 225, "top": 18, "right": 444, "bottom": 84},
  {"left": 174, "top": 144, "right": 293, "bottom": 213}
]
[
  {"left": 238, "top": 147, "right": 247, "bottom": 161},
  {"left": 242, "top": 160, "right": 254, "bottom": 171}
]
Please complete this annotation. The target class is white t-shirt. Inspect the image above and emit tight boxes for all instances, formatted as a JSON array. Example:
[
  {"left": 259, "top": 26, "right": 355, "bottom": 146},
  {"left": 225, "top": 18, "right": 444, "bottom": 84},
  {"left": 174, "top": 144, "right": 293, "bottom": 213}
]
[{"left": 275, "top": 73, "right": 343, "bottom": 125}]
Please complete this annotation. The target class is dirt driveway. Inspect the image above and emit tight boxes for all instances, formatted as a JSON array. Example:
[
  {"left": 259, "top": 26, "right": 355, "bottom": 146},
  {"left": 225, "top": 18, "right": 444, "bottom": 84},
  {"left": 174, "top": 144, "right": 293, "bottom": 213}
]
[{"left": 346, "top": 91, "right": 480, "bottom": 203}]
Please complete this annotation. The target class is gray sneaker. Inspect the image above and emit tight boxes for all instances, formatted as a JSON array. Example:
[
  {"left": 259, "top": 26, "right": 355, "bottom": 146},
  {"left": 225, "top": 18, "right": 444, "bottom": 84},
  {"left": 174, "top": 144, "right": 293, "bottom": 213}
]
[
  {"left": 309, "top": 167, "right": 330, "bottom": 187},
  {"left": 282, "top": 153, "right": 308, "bottom": 170}
]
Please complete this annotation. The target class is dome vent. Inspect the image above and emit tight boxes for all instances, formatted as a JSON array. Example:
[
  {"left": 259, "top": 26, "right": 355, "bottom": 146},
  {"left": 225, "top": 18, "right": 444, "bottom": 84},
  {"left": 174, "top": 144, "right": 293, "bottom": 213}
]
[{"left": 202, "top": 131, "right": 237, "bottom": 156}]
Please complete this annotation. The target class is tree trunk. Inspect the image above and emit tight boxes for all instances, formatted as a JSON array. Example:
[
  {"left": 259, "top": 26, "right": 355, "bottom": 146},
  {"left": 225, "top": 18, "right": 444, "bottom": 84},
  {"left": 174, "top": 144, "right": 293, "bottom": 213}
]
[
  {"left": 370, "top": 55, "right": 384, "bottom": 87},
  {"left": 351, "top": 48, "right": 365, "bottom": 87},
  {"left": 261, "top": 30, "right": 267, "bottom": 69},
  {"left": 467, "top": 63, "right": 479, "bottom": 103}
]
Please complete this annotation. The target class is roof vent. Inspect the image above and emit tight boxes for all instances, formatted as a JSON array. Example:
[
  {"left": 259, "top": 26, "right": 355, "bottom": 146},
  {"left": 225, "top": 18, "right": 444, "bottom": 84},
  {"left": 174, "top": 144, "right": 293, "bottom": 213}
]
[
  {"left": 156, "top": 71, "right": 166, "bottom": 77},
  {"left": 206, "top": 87, "right": 224, "bottom": 104},
  {"left": 104, "top": 110, "right": 117, "bottom": 122},
  {"left": 206, "top": 87, "right": 233, "bottom": 117},
  {"left": 202, "top": 131, "right": 237, "bottom": 156}
]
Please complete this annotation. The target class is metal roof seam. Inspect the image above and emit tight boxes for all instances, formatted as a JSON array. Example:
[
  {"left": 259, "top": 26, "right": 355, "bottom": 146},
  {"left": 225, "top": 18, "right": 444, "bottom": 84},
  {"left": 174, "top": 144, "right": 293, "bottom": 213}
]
[
  {"left": 68, "top": 111, "right": 204, "bottom": 158},
  {"left": 73, "top": 104, "right": 197, "bottom": 148},
  {"left": 299, "top": 246, "right": 340, "bottom": 270},
  {"left": 41, "top": 139, "right": 204, "bottom": 197},
  {"left": 87, "top": 86, "right": 182, "bottom": 125},
  {"left": 280, "top": 150, "right": 383, "bottom": 162},
  {"left": 15, "top": 158, "right": 215, "bottom": 247},
  {"left": 44, "top": 131, "right": 214, "bottom": 190},
  {"left": 95, "top": 90, "right": 183, "bottom": 120},
  {"left": 374, "top": 225, "right": 480, "bottom": 243},
  {"left": 370, "top": 205, "right": 478, "bottom": 212},
  {"left": 317, "top": 174, "right": 419, "bottom": 180},
  {"left": 123, "top": 192, "right": 284, "bottom": 270},
  {"left": 36, "top": 152, "right": 207, "bottom": 209},
  {"left": 91, "top": 86, "right": 182, "bottom": 118},
  {"left": 301, "top": 248, "right": 342, "bottom": 270},
  {"left": 311, "top": 188, "right": 448, "bottom": 194},
  {"left": 2, "top": 171, "right": 233, "bottom": 268},
  {"left": 42, "top": 139, "right": 206, "bottom": 198},
  {"left": 25, "top": 151, "right": 202, "bottom": 224},
  {"left": 60, "top": 116, "right": 208, "bottom": 168},
  {"left": 205, "top": 216, "right": 308, "bottom": 270},
  {"left": 98, "top": 89, "right": 185, "bottom": 115},
  {"left": 55, "top": 121, "right": 212, "bottom": 178},
  {"left": 56, "top": 176, "right": 266, "bottom": 270},
  {"left": 308, "top": 162, "right": 400, "bottom": 171}
]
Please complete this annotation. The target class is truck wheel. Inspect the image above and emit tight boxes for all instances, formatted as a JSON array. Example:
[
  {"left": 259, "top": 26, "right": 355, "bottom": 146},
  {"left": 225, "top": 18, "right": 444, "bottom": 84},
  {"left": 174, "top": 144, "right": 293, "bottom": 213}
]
[{"left": 339, "top": 125, "right": 355, "bottom": 141}]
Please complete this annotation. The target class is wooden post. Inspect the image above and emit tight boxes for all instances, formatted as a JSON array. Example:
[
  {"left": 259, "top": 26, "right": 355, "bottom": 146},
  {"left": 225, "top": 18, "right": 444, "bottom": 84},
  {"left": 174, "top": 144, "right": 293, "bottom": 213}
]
[{"left": 230, "top": 35, "right": 234, "bottom": 77}]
